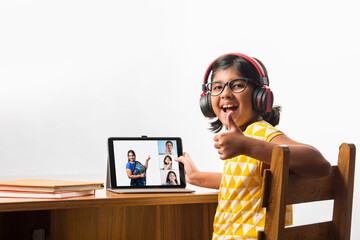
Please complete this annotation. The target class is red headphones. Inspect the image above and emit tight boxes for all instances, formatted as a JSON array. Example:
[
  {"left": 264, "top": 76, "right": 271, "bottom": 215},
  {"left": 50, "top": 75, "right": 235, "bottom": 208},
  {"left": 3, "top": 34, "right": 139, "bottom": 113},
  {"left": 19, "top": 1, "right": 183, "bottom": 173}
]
[{"left": 199, "top": 53, "right": 273, "bottom": 118}]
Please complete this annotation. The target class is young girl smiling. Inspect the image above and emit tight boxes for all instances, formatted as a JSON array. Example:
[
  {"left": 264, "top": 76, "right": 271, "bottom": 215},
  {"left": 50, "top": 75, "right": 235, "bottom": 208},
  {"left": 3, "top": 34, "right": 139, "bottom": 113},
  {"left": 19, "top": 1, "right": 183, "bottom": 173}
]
[{"left": 176, "top": 53, "right": 331, "bottom": 240}]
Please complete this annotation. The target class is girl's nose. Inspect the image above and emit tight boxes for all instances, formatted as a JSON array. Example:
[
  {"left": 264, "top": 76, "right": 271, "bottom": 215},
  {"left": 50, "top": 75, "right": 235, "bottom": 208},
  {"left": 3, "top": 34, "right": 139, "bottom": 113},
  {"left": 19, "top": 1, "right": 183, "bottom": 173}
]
[{"left": 221, "top": 84, "right": 232, "bottom": 98}]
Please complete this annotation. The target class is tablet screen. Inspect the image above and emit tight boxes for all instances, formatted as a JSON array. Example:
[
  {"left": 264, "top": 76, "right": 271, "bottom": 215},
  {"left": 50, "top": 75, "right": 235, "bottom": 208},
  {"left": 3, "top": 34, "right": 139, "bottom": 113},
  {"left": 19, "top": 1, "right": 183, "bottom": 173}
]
[{"left": 108, "top": 137, "right": 185, "bottom": 188}]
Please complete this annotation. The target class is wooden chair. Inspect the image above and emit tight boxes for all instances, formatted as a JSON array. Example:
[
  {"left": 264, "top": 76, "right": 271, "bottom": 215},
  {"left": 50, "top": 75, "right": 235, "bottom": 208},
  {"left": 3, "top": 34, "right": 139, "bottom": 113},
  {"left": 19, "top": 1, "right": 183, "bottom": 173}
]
[{"left": 258, "top": 143, "right": 356, "bottom": 240}]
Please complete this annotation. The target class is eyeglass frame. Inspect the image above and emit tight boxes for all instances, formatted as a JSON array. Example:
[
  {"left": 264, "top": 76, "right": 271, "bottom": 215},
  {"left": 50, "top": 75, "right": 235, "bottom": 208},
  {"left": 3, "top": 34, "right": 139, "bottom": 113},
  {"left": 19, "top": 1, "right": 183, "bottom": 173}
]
[{"left": 203, "top": 77, "right": 259, "bottom": 96}]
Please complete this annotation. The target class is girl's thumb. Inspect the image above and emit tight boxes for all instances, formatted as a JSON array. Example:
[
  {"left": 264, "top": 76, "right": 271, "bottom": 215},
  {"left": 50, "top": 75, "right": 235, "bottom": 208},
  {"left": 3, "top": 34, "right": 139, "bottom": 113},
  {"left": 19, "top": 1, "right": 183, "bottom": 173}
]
[{"left": 226, "top": 111, "right": 238, "bottom": 131}]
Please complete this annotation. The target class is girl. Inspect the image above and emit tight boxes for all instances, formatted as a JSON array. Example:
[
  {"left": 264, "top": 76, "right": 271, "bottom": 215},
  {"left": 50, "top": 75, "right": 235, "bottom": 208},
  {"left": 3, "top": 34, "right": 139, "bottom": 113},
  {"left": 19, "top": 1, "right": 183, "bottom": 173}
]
[
  {"left": 163, "top": 155, "right": 173, "bottom": 170},
  {"left": 176, "top": 53, "right": 331, "bottom": 240},
  {"left": 165, "top": 171, "right": 179, "bottom": 185}
]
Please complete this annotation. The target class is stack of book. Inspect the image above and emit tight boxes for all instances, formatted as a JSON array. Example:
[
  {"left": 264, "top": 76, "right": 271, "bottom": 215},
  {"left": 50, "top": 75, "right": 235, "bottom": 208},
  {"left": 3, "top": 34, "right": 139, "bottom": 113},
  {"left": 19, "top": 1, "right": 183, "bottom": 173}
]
[{"left": 0, "top": 179, "right": 104, "bottom": 199}]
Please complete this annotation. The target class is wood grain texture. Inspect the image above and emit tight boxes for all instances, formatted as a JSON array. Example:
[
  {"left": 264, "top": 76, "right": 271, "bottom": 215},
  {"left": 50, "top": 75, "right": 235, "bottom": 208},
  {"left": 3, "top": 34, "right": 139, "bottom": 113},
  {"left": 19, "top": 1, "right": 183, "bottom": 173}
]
[
  {"left": 332, "top": 143, "right": 356, "bottom": 240},
  {"left": 52, "top": 203, "right": 217, "bottom": 240},
  {"left": 283, "top": 222, "right": 332, "bottom": 240},
  {"left": 285, "top": 167, "right": 337, "bottom": 204}
]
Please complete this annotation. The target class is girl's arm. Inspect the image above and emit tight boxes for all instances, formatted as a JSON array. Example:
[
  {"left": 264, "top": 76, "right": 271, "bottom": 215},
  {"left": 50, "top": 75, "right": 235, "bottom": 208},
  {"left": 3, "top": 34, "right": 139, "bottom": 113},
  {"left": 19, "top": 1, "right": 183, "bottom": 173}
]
[
  {"left": 240, "top": 134, "right": 330, "bottom": 178},
  {"left": 164, "top": 163, "right": 171, "bottom": 170},
  {"left": 175, "top": 153, "right": 222, "bottom": 189},
  {"left": 214, "top": 112, "right": 331, "bottom": 178},
  {"left": 126, "top": 169, "right": 145, "bottom": 179}
]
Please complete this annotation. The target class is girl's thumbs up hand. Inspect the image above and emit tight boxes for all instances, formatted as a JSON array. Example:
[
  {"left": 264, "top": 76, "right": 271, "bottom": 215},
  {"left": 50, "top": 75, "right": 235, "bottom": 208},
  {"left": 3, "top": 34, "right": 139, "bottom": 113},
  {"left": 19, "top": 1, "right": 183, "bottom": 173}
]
[{"left": 214, "top": 111, "right": 246, "bottom": 160}]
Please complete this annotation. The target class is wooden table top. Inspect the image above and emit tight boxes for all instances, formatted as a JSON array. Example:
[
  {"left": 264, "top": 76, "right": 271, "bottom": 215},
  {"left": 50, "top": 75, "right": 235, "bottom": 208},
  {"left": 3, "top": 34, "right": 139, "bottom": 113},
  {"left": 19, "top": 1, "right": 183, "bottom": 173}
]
[{"left": 0, "top": 189, "right": 219, "bottom": 212}]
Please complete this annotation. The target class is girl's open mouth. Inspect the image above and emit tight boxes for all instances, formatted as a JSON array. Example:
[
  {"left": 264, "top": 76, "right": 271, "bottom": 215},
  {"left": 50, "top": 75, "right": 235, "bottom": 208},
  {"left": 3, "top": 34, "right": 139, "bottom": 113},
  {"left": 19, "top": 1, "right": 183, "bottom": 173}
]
[{"left": 222, "top": 104, "right": 238, "bottom": 113}]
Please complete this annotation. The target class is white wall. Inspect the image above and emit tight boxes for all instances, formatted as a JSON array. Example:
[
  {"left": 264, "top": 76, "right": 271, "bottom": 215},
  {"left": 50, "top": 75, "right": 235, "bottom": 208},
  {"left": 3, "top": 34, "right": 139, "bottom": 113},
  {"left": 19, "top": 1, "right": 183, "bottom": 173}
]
[{"left": 0, "top": 0, "right": 359, "bottom": 238}]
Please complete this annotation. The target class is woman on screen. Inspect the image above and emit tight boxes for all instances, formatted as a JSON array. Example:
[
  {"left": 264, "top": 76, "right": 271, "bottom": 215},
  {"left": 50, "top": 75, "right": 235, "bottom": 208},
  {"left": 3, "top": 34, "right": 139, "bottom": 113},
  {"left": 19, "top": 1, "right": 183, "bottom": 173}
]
[
  {"left": 165, "top": 171, "right": 179, "bottom": 185},
  {"left": 125, "top": 150, "right": 150, "bottom": 186}
]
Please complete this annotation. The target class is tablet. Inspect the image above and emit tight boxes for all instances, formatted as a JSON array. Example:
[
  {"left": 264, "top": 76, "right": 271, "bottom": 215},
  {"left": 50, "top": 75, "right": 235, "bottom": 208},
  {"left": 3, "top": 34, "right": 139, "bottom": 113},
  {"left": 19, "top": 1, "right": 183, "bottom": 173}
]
[{"left": 107, "top": 137, "right": 193, "bottom": 192}]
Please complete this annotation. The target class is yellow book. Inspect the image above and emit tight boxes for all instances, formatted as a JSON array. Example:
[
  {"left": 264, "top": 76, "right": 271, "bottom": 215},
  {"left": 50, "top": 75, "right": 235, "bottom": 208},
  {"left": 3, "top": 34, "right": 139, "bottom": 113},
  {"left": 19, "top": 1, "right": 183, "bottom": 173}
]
[{"left": 0, "top": 179, "right": 104, "bottom": 193}]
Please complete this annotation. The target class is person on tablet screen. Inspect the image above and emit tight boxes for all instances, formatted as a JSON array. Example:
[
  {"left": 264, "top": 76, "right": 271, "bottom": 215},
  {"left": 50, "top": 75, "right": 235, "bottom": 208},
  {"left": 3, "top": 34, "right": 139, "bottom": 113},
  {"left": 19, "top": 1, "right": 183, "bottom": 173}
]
[
  {"left": 165, "top": 171, "right": 179, "bottom": 185},
  {"left": 162, "top": 155, "right": 173, "bottom": 170},
  {"left": 125, "top": 150, "right": 150, "bottom": 186},
  {"left": 163, "top": 141, "right": 175, "bottom": 155}
]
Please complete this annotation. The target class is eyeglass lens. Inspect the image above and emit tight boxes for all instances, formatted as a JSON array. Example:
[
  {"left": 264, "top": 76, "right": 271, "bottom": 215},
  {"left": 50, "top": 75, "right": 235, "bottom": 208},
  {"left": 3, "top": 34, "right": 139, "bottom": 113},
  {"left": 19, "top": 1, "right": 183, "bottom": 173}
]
[{"left": 208, "top": 78, "right": 248, "bottom": 96}]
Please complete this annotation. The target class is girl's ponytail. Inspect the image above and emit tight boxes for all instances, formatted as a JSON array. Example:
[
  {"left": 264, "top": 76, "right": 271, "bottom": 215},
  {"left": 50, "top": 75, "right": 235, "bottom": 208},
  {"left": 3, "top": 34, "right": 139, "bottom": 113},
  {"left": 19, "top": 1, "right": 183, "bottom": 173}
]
[
  {"left": 209, "top": 119, "right": 223, "bottom": 133},
  {"left": 262, "top": 105, "right": 281, "bottom": 127}
]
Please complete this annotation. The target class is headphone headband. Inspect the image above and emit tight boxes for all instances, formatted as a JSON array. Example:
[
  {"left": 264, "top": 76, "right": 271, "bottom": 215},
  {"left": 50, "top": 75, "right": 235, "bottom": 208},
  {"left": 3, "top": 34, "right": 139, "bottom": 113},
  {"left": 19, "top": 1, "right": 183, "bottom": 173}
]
[{"left": 202, "top": 53, "right": 268, "bottom": 88}]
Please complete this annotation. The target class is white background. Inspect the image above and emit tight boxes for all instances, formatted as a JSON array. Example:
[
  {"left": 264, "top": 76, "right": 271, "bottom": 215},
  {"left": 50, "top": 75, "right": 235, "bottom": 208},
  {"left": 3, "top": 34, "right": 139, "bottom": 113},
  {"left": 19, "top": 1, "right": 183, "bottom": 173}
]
[{"left": 0, "top": 0, "right": 359, "bottom": 238}]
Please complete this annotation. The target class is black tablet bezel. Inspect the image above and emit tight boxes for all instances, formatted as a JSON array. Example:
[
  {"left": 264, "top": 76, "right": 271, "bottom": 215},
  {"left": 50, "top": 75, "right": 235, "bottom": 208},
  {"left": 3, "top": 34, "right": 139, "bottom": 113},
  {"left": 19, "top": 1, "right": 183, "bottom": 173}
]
[{"left": 108, "top": 137, "right": 186, "bottom": 189}]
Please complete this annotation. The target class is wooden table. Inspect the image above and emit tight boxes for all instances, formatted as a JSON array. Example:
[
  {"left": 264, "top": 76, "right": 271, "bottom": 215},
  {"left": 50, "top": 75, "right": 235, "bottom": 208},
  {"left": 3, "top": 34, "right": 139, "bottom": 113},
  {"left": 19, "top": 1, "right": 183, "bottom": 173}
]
[{"left": 0, "top": 189, "right": 218, "bottom": 240}]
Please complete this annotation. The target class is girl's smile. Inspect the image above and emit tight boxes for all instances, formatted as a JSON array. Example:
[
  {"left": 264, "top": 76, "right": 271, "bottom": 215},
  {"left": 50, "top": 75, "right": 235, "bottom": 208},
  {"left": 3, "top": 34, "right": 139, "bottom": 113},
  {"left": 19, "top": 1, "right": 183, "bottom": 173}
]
[{"left": 222, "top": 104, "right": 238, "bottom": 113}]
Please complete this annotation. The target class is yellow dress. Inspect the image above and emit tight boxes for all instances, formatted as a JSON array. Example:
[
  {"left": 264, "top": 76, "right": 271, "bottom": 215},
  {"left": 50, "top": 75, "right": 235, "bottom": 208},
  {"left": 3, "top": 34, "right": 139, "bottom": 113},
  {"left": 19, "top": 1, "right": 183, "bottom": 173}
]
[{"left": 212, "top": 121, "right": 292, "bottom": 240}]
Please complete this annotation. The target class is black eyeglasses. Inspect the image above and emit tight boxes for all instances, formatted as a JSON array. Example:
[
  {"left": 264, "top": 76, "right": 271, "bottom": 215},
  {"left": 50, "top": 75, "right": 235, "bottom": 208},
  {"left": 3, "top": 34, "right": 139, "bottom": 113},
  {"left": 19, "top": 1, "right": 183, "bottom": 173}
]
[{"left": 205, "top": 78, "right": 255, "bottom": 96}]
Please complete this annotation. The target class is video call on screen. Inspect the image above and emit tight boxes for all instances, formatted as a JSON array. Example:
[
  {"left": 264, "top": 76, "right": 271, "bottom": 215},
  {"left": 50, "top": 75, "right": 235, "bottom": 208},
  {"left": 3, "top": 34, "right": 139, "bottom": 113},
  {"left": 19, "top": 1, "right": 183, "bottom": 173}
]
[{"left": 113, "top": 140, "right": 180, "bottom": 187}]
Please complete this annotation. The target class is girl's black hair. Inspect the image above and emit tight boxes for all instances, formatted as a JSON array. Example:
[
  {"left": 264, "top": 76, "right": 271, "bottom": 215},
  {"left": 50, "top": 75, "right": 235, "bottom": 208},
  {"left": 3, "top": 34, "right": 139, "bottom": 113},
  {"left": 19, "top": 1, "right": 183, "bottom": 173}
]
[
  {"left": 208, "top": 54, "right": 281, "bottom": 133},
  {"left": 127, "top": 150, "right": 136, "bottom": 162}
]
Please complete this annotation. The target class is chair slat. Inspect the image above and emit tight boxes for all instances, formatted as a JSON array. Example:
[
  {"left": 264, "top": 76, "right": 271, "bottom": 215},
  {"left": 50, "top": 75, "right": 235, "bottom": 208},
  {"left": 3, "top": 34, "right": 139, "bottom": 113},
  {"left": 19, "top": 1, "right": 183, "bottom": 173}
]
[
  {"left": 262, "top": 146, "right": 290, "bottom": 240},
  {"left": 283, "top": 221, "right": 332, "bottom": 240},
  {"left": 285, "top": 167, "right": 337, "bottom": 205}
]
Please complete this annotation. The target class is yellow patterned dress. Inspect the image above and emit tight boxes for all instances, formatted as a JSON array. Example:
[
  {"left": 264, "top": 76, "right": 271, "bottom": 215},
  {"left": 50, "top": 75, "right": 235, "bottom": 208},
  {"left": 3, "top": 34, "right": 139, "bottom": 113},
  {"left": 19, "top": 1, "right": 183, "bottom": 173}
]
[{"left": 213, "top": 121, "right": 292, "bottom": 240}]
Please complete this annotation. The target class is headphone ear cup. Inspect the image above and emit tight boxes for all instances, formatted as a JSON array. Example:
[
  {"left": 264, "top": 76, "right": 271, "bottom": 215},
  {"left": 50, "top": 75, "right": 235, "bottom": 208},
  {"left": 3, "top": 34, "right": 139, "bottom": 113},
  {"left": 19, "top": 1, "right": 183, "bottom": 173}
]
[
  {"left": 200, "top": 93, "right": 216, "bottom": 118},
  {"left": 252, "top": 87, "right": 274, "bottom": 112}
]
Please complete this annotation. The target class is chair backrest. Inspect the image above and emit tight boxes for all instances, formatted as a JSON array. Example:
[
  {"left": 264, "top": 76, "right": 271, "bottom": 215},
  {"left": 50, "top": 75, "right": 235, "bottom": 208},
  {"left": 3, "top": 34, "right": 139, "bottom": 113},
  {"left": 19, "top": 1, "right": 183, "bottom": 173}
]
[{"left": 257, "top": 143, "right": 356, "bottom": 240}]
